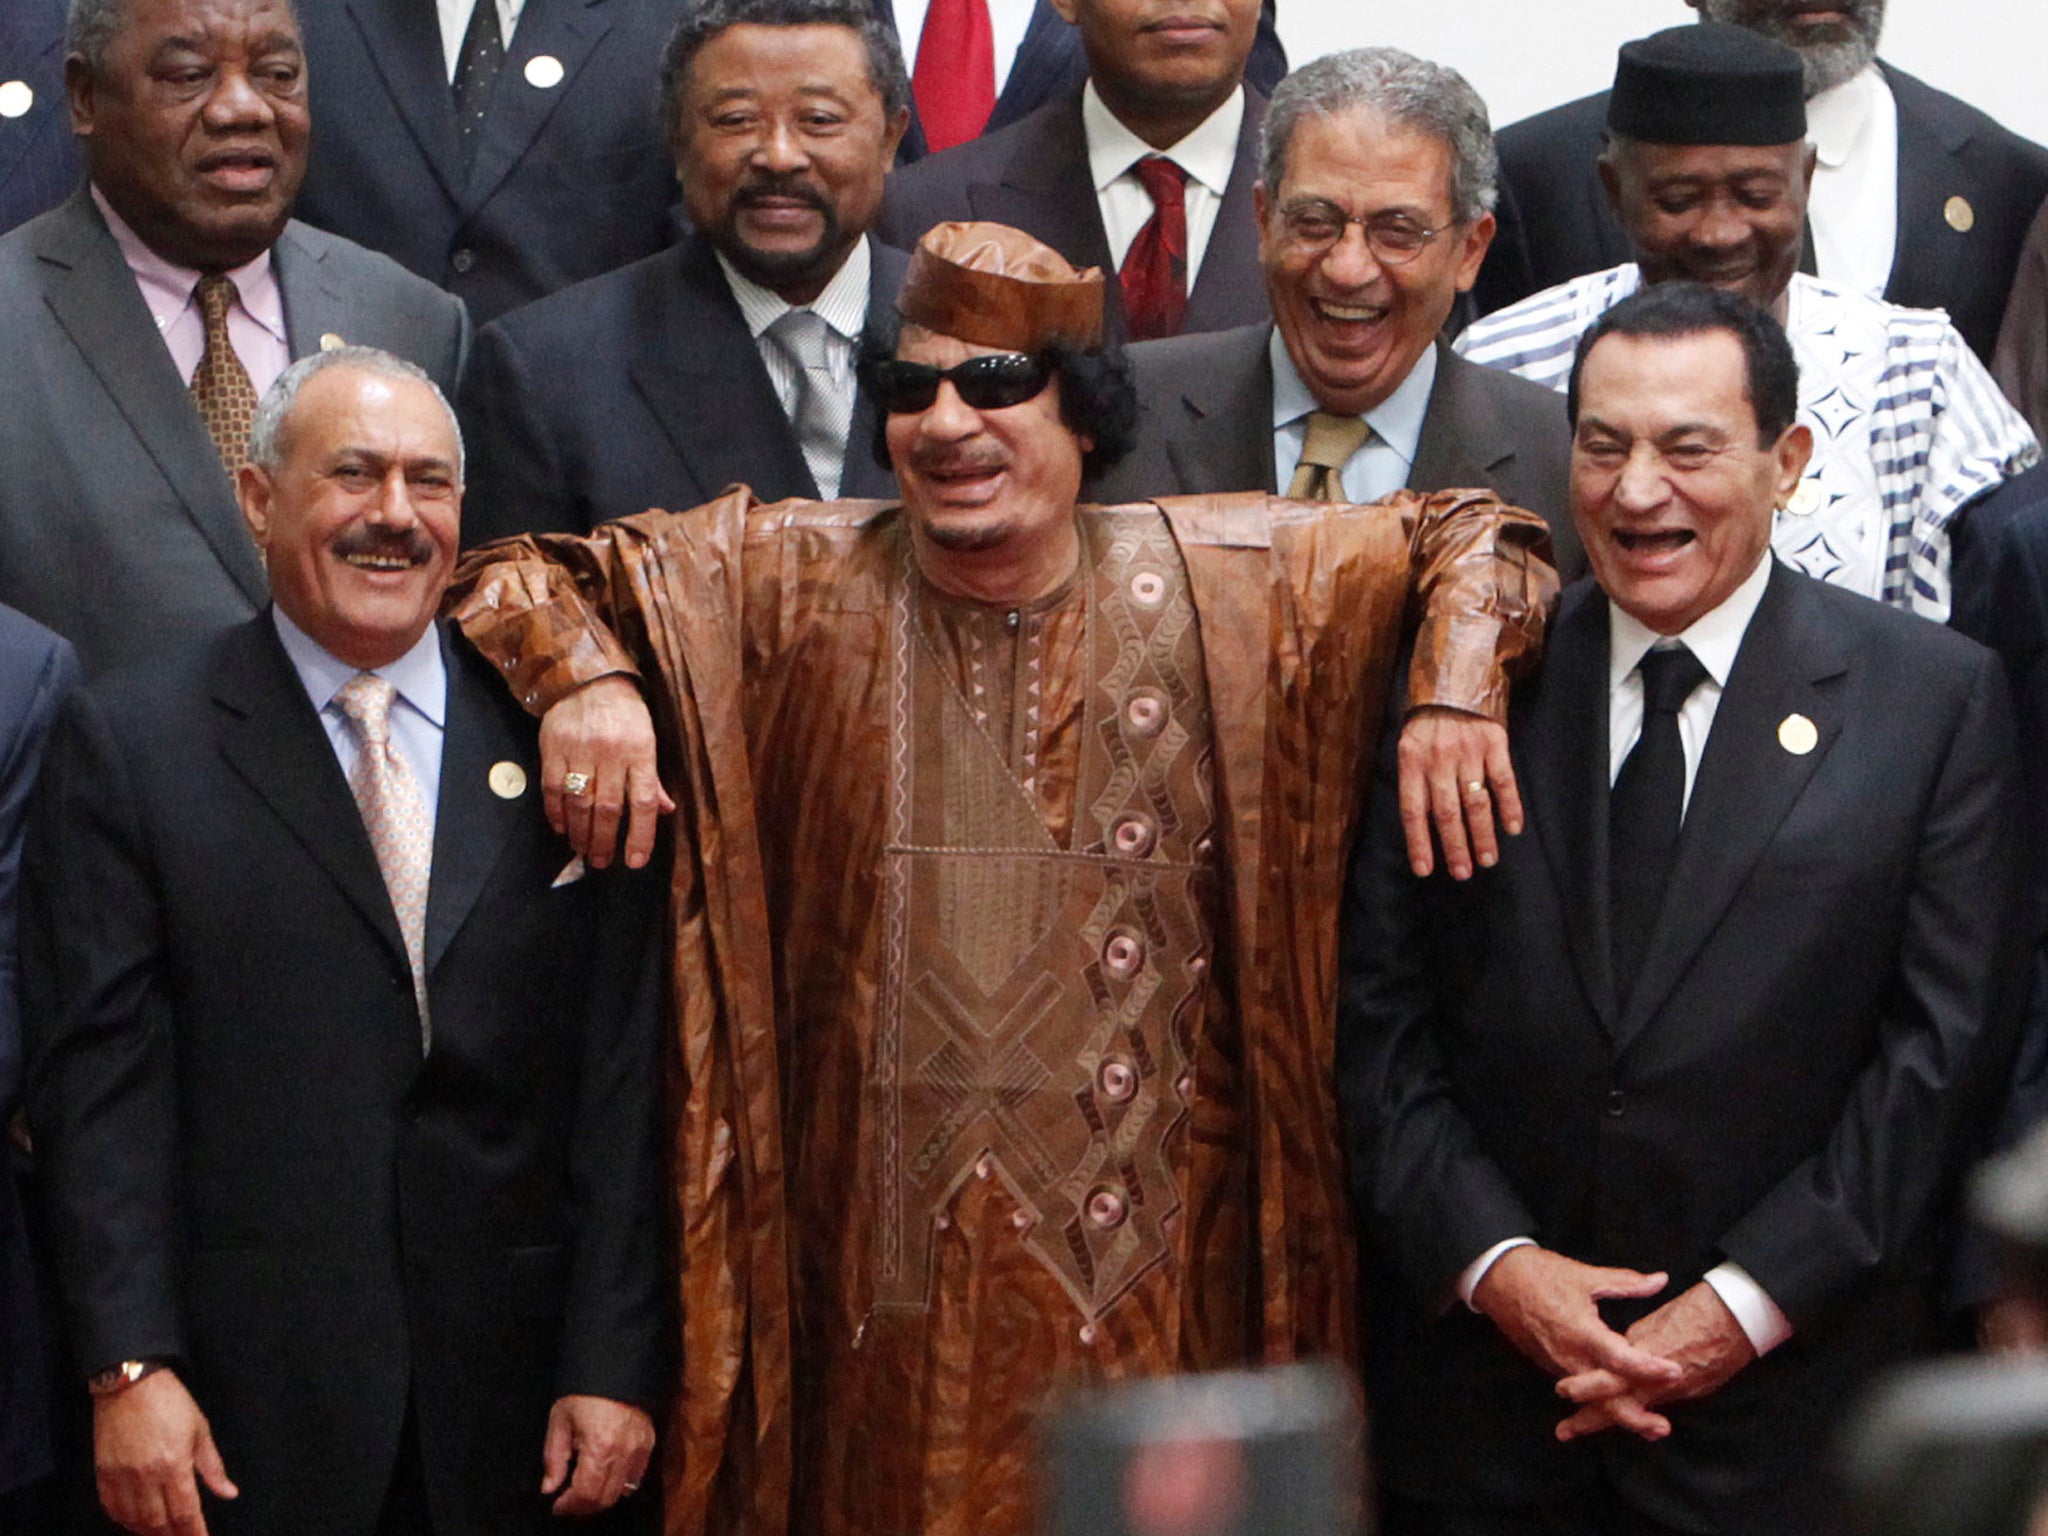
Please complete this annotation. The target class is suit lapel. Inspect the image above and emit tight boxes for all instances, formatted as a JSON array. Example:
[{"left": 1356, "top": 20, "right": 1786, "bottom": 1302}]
[
  {"left": 342, "top": 0, "right": 466, "bottom": 203},
  {"left": 628, "top": 240, "right": 816, "bottom": 501},
  {"left": 1884, "top": 64, "right": 1970, "bottom": 311},
  {"left": 1164, "top": 326, "right": 1278, "bottom": 495},
  {"left": 967, "top": 100, "right": 1121, "bottom": 325},
  {"left": 463, "top": 0, "right": 612, "bottom": 213},
  {"left": 840, "top": 243, "right": 909, "bottom": 500},
  {"left": 210, "top": 618, "right": 412, "bottom": 970},
  {"left": 34, "top": 192, "right": 269, "bottom": 607},
  {"left": 1410, "top": 344, "right": 1514, "bottom": 492},
  {"left": 992, "top": 0, "right": 1084, "bottom": 130},
  {"left": 1523, "top": 583, "right": 1618, "bottom": 1033},
  {"left": 1615, "top": 566, "right": 1845, "bottom": 1050},
  {"left": 425, "top": 631, "right": 530, "bottom": 975},
  {"left": 1182, "top": 92, "right": 1266, "bottom": 333}
]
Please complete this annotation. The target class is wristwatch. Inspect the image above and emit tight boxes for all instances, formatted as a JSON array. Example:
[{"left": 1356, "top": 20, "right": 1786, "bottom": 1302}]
[{"left": 87, "top": 1359, "right": 165, "bottom": 1397}]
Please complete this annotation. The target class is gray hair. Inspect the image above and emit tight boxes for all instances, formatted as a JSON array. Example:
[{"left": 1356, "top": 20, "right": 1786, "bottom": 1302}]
[
  {"left": 249, "top": 347, "right": 464, "bottom": 480},
  {"left": 68, "top": 0, "right": 300, "bottom": 75},
  {"left": 1260, "top": 47, "right": 1499, "bottom": 226}
]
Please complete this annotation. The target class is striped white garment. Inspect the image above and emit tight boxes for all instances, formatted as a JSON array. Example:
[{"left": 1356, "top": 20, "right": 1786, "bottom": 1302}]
[
  {"left": 719, "top": 240, "right": 872, "bottom": 499},
  {"left": 1456, "top": 265, "right": 2041, "bottom": 620}
]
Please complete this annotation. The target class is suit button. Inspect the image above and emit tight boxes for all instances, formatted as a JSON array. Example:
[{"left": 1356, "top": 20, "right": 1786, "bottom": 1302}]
[
  {"left": 1604, "top": 1090, "right": 1627, "bottom": 1118},
  {"left": 451, "top": 247, "right": 477, "bottom": 274}
]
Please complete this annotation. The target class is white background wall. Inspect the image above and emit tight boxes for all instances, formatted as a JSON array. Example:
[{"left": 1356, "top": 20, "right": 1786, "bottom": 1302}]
[{"left": 1273, "top": 1, "right": 2048, "bottom": 149}]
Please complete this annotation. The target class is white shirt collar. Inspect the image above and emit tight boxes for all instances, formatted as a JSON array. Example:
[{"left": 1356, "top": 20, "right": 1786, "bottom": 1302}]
[
  {"left": 1805, "top": 64, "right": 1884, "bottom": 170},
  {"left": 273, "top": 606, "right": 448, "bottom": 729},
  {"left": 1081, "top": 80, "right": 1245, "bottom": 199},
  {"left": 1268, "top": 326, "right": 1439, "bottom": 471},
  {"left": 1608, "top": 548, "right": 1773, "bottom": 695},
  {"left": 716, "top": 236, "right": 874, "bottom": 344}
]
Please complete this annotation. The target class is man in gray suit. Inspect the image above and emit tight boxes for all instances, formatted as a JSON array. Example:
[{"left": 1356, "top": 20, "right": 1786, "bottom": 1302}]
[
  {"left": 1090, "top": 48, "right": 1582, "bottom": 578},
  {"left": 0, "top": 0, "right": 466, "bottom": 677}
]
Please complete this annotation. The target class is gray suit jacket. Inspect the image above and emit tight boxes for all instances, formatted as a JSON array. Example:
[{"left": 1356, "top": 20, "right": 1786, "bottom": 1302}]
[
  {"left": 1088, "top": 325, "right": 1585, "bottom": 580},
  {"left": 0, "top": 189, "right": 468, "bottom": 676},
  {"left": 876, "top": 91, "right": 1270, "bottom": 344}
]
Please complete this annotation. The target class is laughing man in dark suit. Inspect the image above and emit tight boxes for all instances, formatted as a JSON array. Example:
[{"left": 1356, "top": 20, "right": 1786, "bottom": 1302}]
[
  {"left": 1339, "top": 283, "right": 2025, "bottom": 1534},
  {"left": 26, "top": 349, "right": 664, "bottom": 1536},
  {"left": 1089, "top": 48, "right": 1582, "bottom": 579},
  {"left": 458, "top": 0, "right": 912, "bottom": 546}
]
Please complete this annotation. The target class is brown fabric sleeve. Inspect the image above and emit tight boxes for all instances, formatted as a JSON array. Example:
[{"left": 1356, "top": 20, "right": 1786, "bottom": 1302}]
[{"left": 1400, "top": 488, "right": 1559, "bottom": 721}]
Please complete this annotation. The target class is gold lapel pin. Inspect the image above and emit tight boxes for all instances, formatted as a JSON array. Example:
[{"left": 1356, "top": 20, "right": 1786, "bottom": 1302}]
[
  {"left": 488, "top": 761, "right": 528, "bottom": 799},
  {"left": 1946, "top": 195, "right": 1976, "bottom": 234},
  {"left": 524, "top": 54, "right": 566, "bottom": 89},
  {"left": 1777, "top": 713, "right": 1818, "bottom": 756},
  {"left": 319, "top": 332, "right": 346, "bottom": 352}
]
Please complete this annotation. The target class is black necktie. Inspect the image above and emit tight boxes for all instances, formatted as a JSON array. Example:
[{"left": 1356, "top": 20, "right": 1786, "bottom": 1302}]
[
  {"left": 452, "top": 0, "right": 505, "bottom": 165},
  {"left": 1610, "top": 644, "right": 1709, "bottom": 1007}
]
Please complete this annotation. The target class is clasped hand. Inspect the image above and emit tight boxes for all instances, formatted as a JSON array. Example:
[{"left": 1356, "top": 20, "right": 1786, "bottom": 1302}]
[{"left": 1472, "top": 1246, "right": 1755, "bottom": 1444}]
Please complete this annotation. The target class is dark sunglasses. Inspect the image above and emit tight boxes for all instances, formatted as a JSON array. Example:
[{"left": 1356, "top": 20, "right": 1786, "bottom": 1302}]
[{"left": 868, "top": 352, "right": 1053, "bottom": 414}]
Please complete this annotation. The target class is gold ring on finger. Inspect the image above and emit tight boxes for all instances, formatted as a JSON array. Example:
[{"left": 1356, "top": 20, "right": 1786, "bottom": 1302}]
[
  {"left": 564, "top": 771, "right": 593, "bottom": 797},
  {"left": 1464, "top": 779, "right": 1488, "bottom": 800}
]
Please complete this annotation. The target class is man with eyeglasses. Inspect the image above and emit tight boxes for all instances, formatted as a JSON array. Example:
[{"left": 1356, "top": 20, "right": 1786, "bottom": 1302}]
[
  {"left": 1457, "top": 23, "right": 2036, "bottom": 624},
  {"left": 1090, "top": 48, "right": 1583, "bottom": 579},
  {"left": 442, "top": 219, "right": 1556, "bottom": 1536}
]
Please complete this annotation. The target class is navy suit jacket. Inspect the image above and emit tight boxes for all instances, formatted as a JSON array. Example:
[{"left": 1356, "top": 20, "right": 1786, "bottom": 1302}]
[
  {"left": 25, "top": 619, "right": 665, "bottom": 1536},
  {"left": 459, "top": 235, "right": 908, "bottom": 546},
  {"left": 0, "top": 0, "right": 80, "bottom": 237},
  {"left": 1340, "top": 565, "right": 2025, "bottom": 1531},
  {"left": 877, "top": 89, "right": 1270, "bottom": 344},
  {"left": 875, "top": 0, "right": 1285, "bottom": 164},
  {"left": 0, "top": 607, "right": 77, "bottom": 1497},
  {"left": 293, "top": 0, "right": 688, "bottom": 326},
  {"left": 1475, "top": 64, "right": 2048, "bottom": 363}
]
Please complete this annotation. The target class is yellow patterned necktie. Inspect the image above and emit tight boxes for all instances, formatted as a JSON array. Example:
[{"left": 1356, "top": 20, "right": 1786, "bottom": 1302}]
[
  {"left": 335, "top": 674, "right": 433, "bottom": 1050},
  {"left": 190, "top": 272, "right": 259, "bottom": 477},
  {"left": 1286, "top": 411, "right": 1372, "bottom": 502}
]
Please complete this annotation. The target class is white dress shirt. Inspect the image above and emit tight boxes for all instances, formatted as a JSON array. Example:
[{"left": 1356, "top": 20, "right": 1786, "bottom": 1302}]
[
  {"left": 1084, "top": 81, "right": 1245, "bottom": 285},
  {"left": 1269, "top": 328, "right": 1436, "bottom": 504},
  {"left": 1807, "top": 66, "right": 1900, "bottom": 303},
  {"left": 716, "top": 239, "right": 872, "bottom": 499},
  {"left": 1458, "top": 552, "right": 1796, "bottom": 1359},
  {"left": 891, "top": 0, "right": 1035, "bottom": 98},
  {"left": 436, "top": 0, "right": 527, "bottom": 80},
  {"left": 274, "top": 608, "right": 448, "bottom": 835}
]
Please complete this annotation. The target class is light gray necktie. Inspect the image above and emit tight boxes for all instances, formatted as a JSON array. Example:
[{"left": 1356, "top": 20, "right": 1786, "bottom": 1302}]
[{"left": 768, "top": 308, "right": 850, "bottom": 499}]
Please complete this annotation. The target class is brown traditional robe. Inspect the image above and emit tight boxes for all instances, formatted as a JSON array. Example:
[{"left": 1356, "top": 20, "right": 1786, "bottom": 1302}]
[{"left": 448, "top": 488, "right": 1554, "bottom": 1536}]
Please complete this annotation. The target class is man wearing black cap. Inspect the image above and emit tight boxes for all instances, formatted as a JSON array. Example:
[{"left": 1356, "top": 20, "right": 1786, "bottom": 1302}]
[
  {"left": 1457, "top": 23, "right": 2035, "bottom": 624},
  {"left": 1477, "top": 0, "right": 2048, "bottom": 368}
]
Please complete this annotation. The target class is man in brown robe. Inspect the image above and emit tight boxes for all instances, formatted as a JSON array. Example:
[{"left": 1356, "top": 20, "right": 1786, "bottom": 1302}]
[{"left": 447, "top": 222, "right": 1556, "bottom": 1536}]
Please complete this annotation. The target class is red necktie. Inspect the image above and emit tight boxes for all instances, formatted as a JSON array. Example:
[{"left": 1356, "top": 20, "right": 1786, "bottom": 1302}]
[
  {"left": 913, "top": 0, "right": 995, "bottom": 154},
  {"left": 1119, "top": 156, "right": 1189, "bottom": 342}
]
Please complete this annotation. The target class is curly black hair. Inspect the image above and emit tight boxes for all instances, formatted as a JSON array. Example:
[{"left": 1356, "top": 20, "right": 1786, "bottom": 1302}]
[{"left": 855, "top": 311, "right": 1140, "bottom": 482}]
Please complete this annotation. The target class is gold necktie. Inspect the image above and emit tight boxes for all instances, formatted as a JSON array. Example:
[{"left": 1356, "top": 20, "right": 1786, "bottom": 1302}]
[
  {"left": 335, "top": 674, "right": 434, "bottom": 1050},
  {"left": 1286, "top": 411, "right": 1372, "bottom": 502},
  {"left": 190, "top": 273, "right": 259, "bottom": 477}
]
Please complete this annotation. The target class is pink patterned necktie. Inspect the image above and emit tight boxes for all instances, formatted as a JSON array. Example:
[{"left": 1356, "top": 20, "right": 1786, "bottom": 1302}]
[{"left": 334, "top": 673, "right": 432, "bottom": 1048}]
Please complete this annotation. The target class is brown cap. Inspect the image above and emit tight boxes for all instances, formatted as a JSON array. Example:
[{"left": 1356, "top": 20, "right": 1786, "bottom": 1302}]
[{"left": 897, "top": 221, "right": 1105, "bottom": 352}]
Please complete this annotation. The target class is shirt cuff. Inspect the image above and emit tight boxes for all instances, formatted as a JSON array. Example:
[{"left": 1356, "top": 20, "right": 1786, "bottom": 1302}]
[
  {"left": 1703, "top": 1262, "right": 1794, "bottom": 1356},
  {"left": 1458, "top": 1236, "right": 1536, "bottom": 1310}
]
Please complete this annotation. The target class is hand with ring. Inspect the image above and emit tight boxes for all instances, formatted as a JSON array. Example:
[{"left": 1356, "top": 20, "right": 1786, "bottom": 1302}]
[{"left": 1396, "top": 706, "right": 1523, "bottom": 880}]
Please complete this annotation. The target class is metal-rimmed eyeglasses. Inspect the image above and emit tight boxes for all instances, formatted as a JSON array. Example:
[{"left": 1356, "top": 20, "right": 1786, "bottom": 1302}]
[{"left": 1275, "top": 197, "right": 1461, "bottom": 265}]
